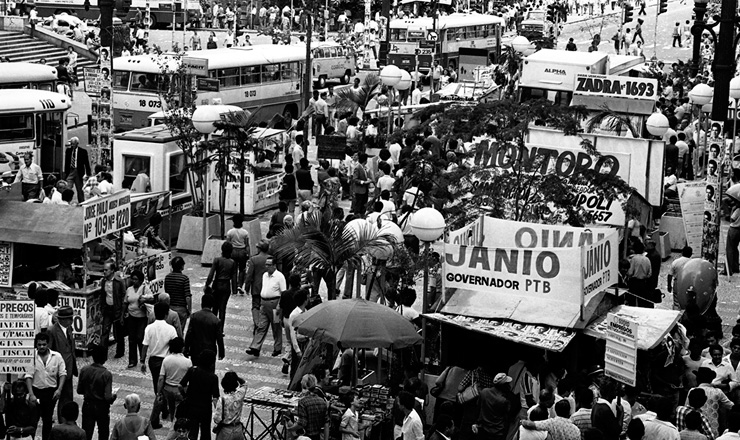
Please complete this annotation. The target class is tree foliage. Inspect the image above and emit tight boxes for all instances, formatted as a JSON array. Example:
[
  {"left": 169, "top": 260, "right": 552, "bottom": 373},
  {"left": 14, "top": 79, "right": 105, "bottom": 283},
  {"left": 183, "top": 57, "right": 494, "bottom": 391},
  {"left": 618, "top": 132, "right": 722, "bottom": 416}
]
[{"left": 392, "top": 98, "right": 635, "bottom": 230}]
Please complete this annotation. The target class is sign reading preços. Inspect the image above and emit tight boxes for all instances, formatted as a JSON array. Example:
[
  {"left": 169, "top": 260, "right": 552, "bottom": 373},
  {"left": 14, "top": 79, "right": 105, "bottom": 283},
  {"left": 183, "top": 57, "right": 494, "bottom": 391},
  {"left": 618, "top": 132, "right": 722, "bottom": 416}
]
[
  {"left": 574, "top": 74, "right": 658, "bottom": 99},
  {"left": 82, "top": 191, "right": 132, "bottom": 243}
]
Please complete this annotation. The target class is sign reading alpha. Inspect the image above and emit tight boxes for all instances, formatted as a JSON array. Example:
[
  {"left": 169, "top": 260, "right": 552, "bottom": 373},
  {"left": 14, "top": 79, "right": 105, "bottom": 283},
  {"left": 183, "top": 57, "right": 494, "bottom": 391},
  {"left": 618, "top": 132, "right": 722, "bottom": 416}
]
[{"left": 574, "top": 74, "right": 658, "bottom": 99}]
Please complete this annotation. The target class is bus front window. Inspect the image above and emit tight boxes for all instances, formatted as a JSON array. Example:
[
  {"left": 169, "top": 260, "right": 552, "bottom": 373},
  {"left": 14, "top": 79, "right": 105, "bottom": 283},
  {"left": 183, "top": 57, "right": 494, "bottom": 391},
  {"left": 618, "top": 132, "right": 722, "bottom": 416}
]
[{"left": 0, "top": 114, "right": 34, "bottom": 141}]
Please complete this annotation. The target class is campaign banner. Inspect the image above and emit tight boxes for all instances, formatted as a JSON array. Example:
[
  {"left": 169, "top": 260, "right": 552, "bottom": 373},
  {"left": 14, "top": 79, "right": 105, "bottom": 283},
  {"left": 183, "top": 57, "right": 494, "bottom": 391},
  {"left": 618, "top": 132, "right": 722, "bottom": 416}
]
[
  {"left": 480, "top": 217, "right": 618, "bottom": 248},
  {"left": 575, "top": 192, "right": 626, "bottom": 227},
  {"left": 447, "top": 215, "right": 484, "bottom": 246},
  {"left": 0, "top": 300, "right": 35, "bottom": 374},
  {"left": 58, "top": 295, "right": 88, "bottom": 350},
  {"left": 472, "top": 140, "right": 632, "bottom": 184},
  {"left": 444, "top": 244, "right": 583, "bottom": 302},
  {"left": 581, "top": 235, "right": 619, "bottom": 302},
  {"left": 82, "top": 190, "right": 132, "bottom": 243},
  {"left": 677, "top": 182, "right": 706, "bottom": 256},
  {"left": 574, "top": 74, "right": 658, "bottom": 100},
  {"left": 702, "top": 120, "right": 725, "bottom": 263}
]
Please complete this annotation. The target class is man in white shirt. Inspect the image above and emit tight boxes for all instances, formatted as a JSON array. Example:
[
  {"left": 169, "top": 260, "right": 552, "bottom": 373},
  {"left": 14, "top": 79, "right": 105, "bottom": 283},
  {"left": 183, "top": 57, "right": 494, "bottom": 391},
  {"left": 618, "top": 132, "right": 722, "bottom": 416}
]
[
  {"left": 247, "top": 257, "right": 286, "bottom": 357},
  {"left": 636, "top": 398, "right": 680, "bottom": 440},
  {"left": 314, "top": 92, "right": 329, "bottom": 137},
  {"left": 702, "top": 345, "right": 737, "bottom": 392},
  {"left": 26, "top": 332, "right": 67, "bottom": 440},
  {"left": 14, "top": 152, "right": 43, "bottom": 201},
  {"left": 288, "top": 289, "right": 308, "bottom": 368},
  {"left": 142, "top": 302, "right": 178, "bottom": 427},
  {"left": 156, "top": 336, "right": 191, "bottom": 427},
  {"left": 399, "top": 391, "right": 424, "bottom": 440},
  {"left": 411, "top": 83, "right": 422, "bottom": 106}
]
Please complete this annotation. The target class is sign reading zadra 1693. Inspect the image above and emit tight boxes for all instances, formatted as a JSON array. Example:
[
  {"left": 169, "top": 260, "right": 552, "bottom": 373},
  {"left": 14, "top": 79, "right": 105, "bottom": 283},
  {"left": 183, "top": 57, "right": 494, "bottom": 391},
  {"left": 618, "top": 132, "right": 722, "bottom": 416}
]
[{"left": 574, "top": 74, "right": 658, "bottom": 99}]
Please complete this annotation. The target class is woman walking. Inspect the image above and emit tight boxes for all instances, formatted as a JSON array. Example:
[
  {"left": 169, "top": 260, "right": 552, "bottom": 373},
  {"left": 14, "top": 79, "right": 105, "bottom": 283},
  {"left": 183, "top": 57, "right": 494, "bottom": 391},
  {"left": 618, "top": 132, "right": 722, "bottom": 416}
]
[
  {"left": 124, "top": 270, "right": 153, "bottom": 369},
  {"left": 205, "top": 242, "right": 237, "bottom": 331}
]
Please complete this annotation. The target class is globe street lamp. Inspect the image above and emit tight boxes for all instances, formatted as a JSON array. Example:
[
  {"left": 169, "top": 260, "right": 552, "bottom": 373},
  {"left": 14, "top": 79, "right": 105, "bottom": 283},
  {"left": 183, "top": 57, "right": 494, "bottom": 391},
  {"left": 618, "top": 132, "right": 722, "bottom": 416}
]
[
  {"left": 380, "top": 65, "right": 403, "bottom": 139},
  {"left": 689, "top": 83, "right": 714, "bottom": 178},
  {"left": 392, "top": 69, "right": 412, "bottom": 135},
  {"left": 411, "top": 207, "right": 446, "bottom": 369},
  {"left": 645, "top": 112, "right": 669, "bottom": 138},
  {"left": 511, "top": 35, "right": 533, "bottom": 55}
]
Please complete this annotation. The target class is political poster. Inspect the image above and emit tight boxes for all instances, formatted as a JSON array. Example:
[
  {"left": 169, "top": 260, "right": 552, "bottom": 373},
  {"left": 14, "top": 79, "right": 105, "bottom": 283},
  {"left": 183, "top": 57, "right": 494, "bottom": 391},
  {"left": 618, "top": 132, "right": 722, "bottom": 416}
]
[
  {"left": 581, "top": 235, "right": 619, "bottom": 302},
  {"left": 82, "top": 191, "right": 132, "bottom": 243},
  {"left": 0, "top": 241, "right": 12, "bottom": 288},
  {"left": 702, "top": 120, "right": 724, "bottom": 263},
  {"left": 574, "top": 74, "right": 658, "bottom": 100},
  {"left": 147, "top": 252, "right": 172, "bottom": 296},
  {"left": 58, "top": 295, "right": 90, "bottom": 350},
  {"left": 677, "top": 182, "right": 706, "bottom": 256},
  {"left": 444, "top": 244, "right": 583, "bottom": 303},
  {"left": 604, "top": 313, "right": 638, "bottom": 386},
  {"left": 88, "top": 47, "right": 113, "bottom": 167},
  {"left": 0, "top": 300, "right": 35, "bottom": 374}
]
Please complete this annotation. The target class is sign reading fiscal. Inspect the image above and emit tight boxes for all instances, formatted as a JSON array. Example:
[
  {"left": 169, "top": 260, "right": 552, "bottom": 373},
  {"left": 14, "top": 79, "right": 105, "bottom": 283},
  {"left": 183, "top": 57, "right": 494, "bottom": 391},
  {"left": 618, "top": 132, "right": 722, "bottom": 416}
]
[
  {"left": 604, "top": 313, "right": 638, "bottom": 386},
  {"left": 82, "top": 191, "right": 132, "bottom": 243},
  {"left": 0, "top": 300, "right": 35, "bottom": 374},
  {"left": 574, "top": 74, "right": 658, "bottom": 99}
]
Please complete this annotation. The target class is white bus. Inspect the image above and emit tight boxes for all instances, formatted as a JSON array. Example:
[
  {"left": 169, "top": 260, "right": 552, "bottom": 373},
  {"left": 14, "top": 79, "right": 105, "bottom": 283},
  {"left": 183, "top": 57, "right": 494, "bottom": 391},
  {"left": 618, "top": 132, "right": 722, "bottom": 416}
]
[
  {"left": 0, "top": 63, "right": 59, "bottom": 91},
  {"left": 34, "top": 0, "right": 203, "bottom": 28},
  {"left": 388, "top": 13, "right": 504, "bottom": 77},
  {"left": 112, "top": 45, "right": 306, "bottom": 131},
  {"left": 311, "top": 41, "right": 355, "bottom": 88},
  {"left": 0, "top": 89, "right": 71, "bottom": 181}
]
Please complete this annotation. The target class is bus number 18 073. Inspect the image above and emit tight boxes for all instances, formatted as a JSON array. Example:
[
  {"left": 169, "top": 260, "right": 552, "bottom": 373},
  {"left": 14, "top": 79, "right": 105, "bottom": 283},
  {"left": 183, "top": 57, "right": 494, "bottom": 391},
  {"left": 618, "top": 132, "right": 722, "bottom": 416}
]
[{"left": 139, "top": 100, "right": 162, "bottom": 108}]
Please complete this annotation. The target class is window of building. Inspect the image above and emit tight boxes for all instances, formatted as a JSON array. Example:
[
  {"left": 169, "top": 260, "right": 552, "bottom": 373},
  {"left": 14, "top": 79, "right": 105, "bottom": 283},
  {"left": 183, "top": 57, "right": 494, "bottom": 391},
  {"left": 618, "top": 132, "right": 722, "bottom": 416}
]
[{"left": 169, "top": 153, "right": 186, "bottom": 193}]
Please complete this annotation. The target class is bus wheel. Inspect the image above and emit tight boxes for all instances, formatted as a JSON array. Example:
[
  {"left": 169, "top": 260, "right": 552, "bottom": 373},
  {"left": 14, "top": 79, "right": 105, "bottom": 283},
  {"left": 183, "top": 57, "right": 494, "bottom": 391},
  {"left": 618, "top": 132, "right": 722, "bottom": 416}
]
[
  {"left": 341, "top": 71, "right": 351, "bottom": 84},
  {"left": 282, "top": 104, "right": 297, "bottom": 124},
  {"left": 146, "top": 14, "right": 157, "bottom": 29},
  {"left": 317, "top": 76, "right": 326, "bottom": 89}
]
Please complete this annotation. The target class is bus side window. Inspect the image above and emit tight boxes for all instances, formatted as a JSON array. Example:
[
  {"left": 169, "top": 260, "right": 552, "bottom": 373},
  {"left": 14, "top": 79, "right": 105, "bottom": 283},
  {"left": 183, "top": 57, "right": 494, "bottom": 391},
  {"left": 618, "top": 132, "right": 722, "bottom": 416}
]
[
  {"left": 113, "top": 70, "right": 131, "bottom": 91},
  {"left": 329, "top": 47, "right": 337, "bottom": 57}
]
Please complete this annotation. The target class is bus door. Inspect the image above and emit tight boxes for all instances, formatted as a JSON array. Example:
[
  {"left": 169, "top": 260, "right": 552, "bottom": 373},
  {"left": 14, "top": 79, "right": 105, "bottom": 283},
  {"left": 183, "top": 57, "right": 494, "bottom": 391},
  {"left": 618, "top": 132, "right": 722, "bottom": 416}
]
[{"left": 38, "top": 110, "right": 66, "bottom": 176}]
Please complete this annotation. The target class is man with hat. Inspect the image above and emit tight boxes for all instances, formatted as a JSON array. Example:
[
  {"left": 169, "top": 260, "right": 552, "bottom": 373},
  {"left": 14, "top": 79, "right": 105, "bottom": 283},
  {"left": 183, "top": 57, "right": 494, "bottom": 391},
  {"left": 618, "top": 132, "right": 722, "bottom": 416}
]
[
  {"left": 694, "top": 367, "right": 733, "bottom": 436},
  {"left": 471, "top": 373, "right": 520, "bottom": 440},
  {"left": 63, "top": 137, "right": 91, "bottom": 203},
  {"left": 225, "top": 214, "right": 250, "bottom": 295},
  {"left": 48, "top": 305, "right": 78, "bottom": 424},
  {"left": 244, "top": 239, "right": 271, "bottom": 333}
]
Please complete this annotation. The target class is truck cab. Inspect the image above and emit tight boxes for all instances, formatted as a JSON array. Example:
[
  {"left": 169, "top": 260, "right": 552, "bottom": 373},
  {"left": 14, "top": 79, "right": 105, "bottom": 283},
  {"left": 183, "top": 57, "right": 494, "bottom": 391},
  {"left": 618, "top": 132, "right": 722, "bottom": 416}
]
[{"left": 519, "top": 10, "right": 553, "bottom": 41}]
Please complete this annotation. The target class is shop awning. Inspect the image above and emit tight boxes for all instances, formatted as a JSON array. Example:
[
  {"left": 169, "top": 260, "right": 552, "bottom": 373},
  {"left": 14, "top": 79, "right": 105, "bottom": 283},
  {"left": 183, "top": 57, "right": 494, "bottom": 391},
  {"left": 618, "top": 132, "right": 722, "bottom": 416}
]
[
  {"left": 437, "top": 288, "right": 615, "bottom": 329},
  {"left": 570, "top": 94, "right": 655, "bottom": 116},
  {"left": 0, "top": 201, "right": 83, "bottom": 249},
  {"left": 424, "top": 312, "right": 577, "bottom": 352},
  {"left": 583, "top": 305, "right": 682, "bottom": 350}
]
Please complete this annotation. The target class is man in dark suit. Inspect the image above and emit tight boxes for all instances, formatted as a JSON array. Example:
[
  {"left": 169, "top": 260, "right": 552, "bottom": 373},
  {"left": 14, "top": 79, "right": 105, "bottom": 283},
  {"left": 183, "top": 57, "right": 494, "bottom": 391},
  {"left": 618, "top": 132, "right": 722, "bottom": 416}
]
[
  {"left": 184, "top": 294, "right": 224, "bottom": 364},
  {"left": 97, "top": 261, "right": 126, "bottom": 359},
  {"left": 64, "top": 137, "right": 91, "bottom": 203},
  {"left": 48, "top": 306, "right": 78, "bottom": 423},
  {"left": 428, "top": 415, "right": 455, "bottom": 440},
  {"left": 244, "top": 239, "right": 270, "bottom": 334}
]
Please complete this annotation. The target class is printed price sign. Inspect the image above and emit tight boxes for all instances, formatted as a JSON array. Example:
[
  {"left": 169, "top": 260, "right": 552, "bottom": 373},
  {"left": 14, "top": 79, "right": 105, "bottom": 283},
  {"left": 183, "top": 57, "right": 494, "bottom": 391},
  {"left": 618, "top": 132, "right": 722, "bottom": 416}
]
[
  {"left": 0, "top": 300, "right": 35, "bottom": 374},
  {"left": 604, "top": 313, "right": 638, "bottom": 386}
]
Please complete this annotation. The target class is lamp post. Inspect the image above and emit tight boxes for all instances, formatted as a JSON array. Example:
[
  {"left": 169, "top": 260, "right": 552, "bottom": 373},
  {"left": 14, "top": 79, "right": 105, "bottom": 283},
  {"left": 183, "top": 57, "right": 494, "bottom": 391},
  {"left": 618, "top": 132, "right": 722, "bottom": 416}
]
[
  {"left": 729, "top": 77, "right": 740, "bottom": 159},
  {"left": 689, "top": 83, "right": 714, "bottom": 178},
  {"left": 192, "top": 105, "right": 224, "bottom": 248},
  {"left": 410, "top": 207, "right": 446, "bottom": 370},
  {"left": 511, "top": 35, "right": 535, "bottom": 55},
  {"left": 394, "top": 69, "right": 412, "bottom": 133},
  {"left": 380, "top": 64, "right": 402, "bottom": 137},
  {"left": 689, "top": 0, "right": 710, "bottom": 78}
]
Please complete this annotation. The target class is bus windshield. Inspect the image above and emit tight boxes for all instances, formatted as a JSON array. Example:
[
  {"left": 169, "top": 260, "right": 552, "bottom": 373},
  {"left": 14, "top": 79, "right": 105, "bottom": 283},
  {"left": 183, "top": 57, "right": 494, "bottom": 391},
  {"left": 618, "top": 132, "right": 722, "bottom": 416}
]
[{"left": 0, "top": 114, "right": 34, "bottom": 142}]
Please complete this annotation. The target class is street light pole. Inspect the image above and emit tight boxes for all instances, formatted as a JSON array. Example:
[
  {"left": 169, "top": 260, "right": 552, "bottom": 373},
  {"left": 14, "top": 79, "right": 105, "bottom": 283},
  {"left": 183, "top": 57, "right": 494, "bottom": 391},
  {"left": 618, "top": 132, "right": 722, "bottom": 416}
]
[
  {"left": 689, "top": 0, "right": 709, "bottom": 78},
  {"left": 710, "top": 0, "right": 736, "bottom": 121}
]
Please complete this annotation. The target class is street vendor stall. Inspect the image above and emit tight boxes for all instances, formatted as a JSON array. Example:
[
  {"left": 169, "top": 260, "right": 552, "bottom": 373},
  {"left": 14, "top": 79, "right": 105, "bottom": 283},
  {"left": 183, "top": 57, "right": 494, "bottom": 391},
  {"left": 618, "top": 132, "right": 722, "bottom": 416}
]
[{"left": 0, "top": 199, "right": 130, "bottom": 349}]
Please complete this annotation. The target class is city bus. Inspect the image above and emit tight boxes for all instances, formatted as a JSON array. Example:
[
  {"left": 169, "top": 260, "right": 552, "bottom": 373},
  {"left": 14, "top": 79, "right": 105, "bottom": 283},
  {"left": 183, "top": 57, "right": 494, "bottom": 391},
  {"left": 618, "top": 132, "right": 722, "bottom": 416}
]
[
  {"left": 0, "top": 89, "right": 71, "bottom": 183},
  {"left": 112, "top": 45, "right": 306, "bottom": 131},
  {"left": 0, "top": 63, "right": 59, "bottom": 91},
  {"left": 387, "top": 13, "right": 504, "bottom": 75},
  {"left": 34, "top": 0, "right": 202, "bottom": 28}
]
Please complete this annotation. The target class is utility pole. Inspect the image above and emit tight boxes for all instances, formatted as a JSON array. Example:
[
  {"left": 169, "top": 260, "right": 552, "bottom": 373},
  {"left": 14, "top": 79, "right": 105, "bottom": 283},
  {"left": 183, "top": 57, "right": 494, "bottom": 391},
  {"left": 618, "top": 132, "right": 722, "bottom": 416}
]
[
  {"left": 99, "top": 0, "right": 114, "bottom": 47},
  {"left": 303, "top": 2, "right": 312, "bottom": 109}
]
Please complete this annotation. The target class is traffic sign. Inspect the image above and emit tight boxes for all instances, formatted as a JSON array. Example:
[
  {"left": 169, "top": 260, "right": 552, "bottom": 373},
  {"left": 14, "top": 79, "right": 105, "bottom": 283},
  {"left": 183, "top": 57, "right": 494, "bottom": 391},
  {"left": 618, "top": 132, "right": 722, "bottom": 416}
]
[{"left": 426, "top": 31, "right": 439, "bottom": 42}]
